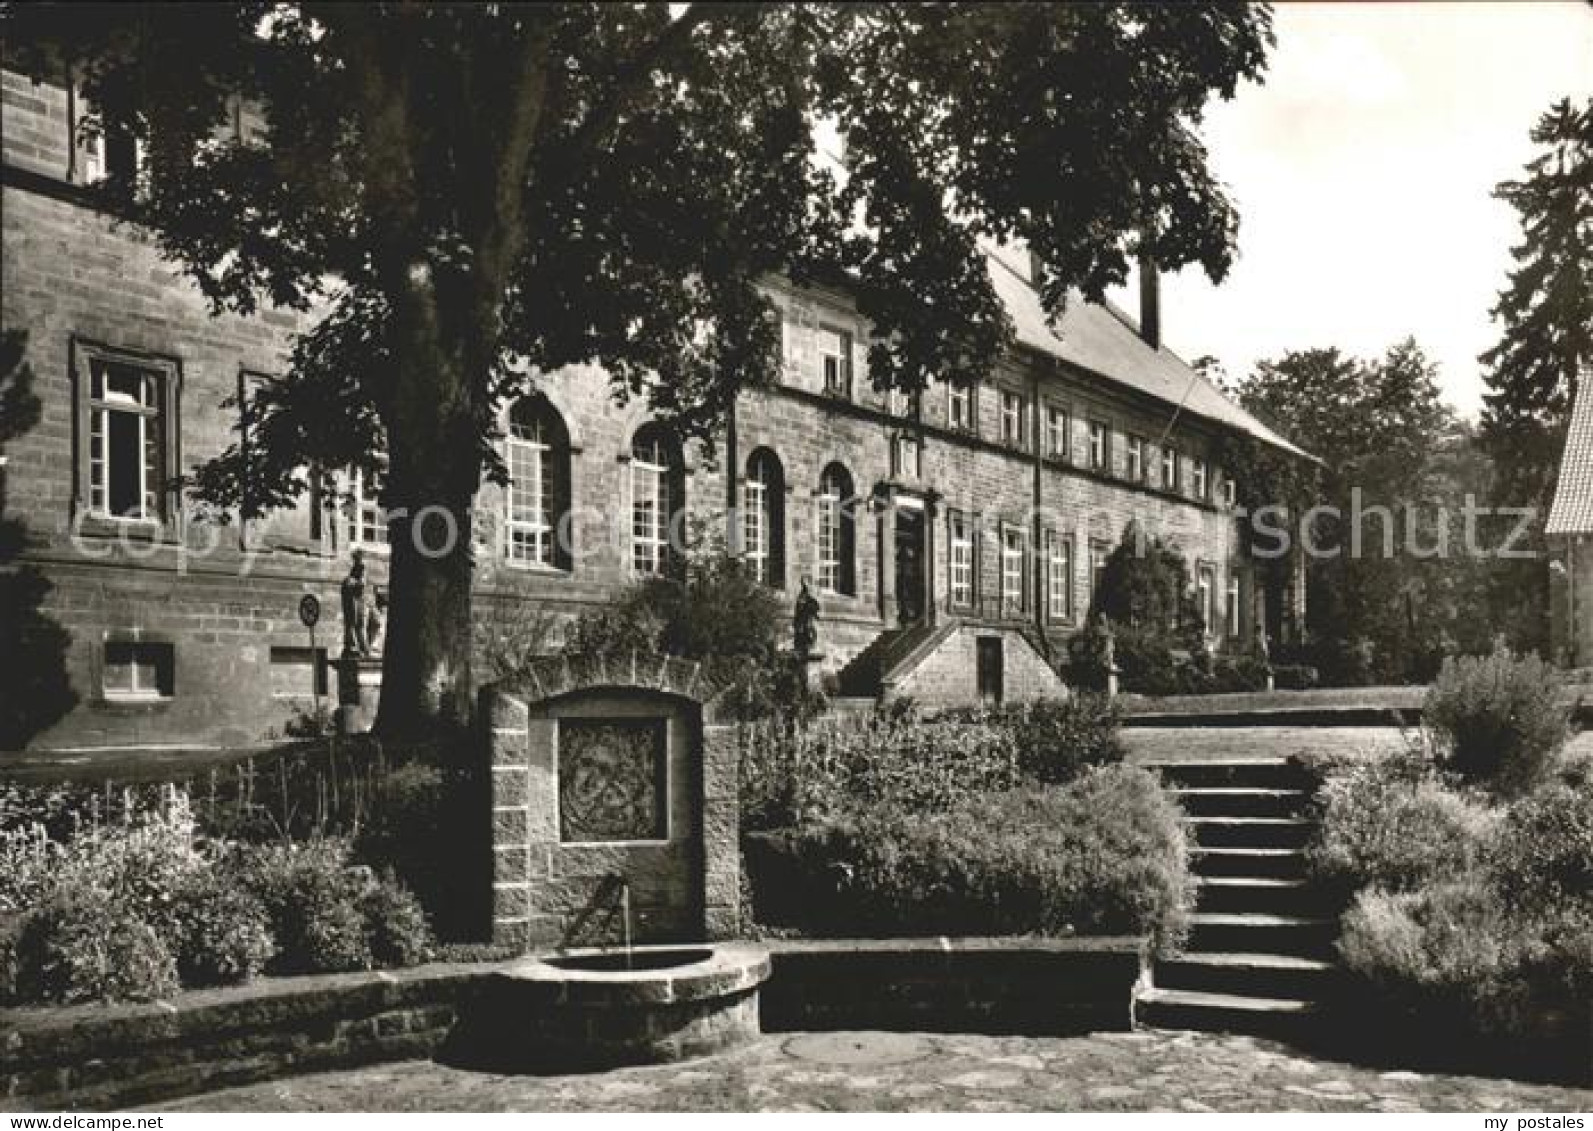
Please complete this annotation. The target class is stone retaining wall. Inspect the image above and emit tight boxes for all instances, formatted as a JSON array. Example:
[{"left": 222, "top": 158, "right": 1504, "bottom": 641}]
[
  {"left": 759, "top": 936, "right": 1147, "bottom": 1035},
  {"left": 2, "top": 962, "right": 505, "bottom": 1112}
]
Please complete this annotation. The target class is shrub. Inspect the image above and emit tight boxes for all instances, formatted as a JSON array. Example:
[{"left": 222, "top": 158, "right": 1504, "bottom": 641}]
[
  {"left": 361, "top": 871, "right": 433, "bottom": 968},
  {"left": 1338, "top": 881, "right": 1518, "bottom": 1022},
  {"left": 939, "top": 695, "right": 1124, "bottom": 784},
  {"left": 1307, "top": 758, "right": 1496, "bottom": 894},
  {"left": 746, "top": 765, "right": 1193, "bottom": 953},
  {"left": 165, "top": 869, "right": 275, "bottom": 987},
  {"left": 237, "top": 840, "right": 372, "bottom": 974},
  {"left": 1489, "top": 778, "right": 1593, "bottom": 916},
  {"left": 739, "top": 710, "right": 1020, "bottom": 830},
  {"left": 1425, "top": 647, "right": 1568, "bottom": 793},
  {"left": 11, "top": 887, "right": 179, "bottom": 1004}
]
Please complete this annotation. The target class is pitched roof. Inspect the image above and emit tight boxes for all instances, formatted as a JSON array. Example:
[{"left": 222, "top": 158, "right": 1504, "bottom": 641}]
[
  {"left": 984, "top": 244, "right": 1312, "bottom": 460},
  {"left": 1547, "top": 378, "right": 1593, "bottom": 535}
]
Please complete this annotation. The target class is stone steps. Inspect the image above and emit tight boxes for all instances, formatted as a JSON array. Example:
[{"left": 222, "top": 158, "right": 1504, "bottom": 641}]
[
  {"left": 1137, "top": 986, "right": 1318, "bottom": 1038},
  {"left": 1140, "top": 758, "right": 1341, "bottom": 1039}
]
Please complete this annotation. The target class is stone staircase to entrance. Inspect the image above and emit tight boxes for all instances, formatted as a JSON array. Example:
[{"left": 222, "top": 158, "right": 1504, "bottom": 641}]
[{"left": 1137, "top": 758, "right": 1341, "bottom": 1038}]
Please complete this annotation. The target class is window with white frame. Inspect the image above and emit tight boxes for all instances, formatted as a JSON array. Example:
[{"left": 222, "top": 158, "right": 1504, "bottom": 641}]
[
  {"left": 1000, "top": 390, "right": 1026, "bottom": 448},
  {"left": 892, "top": 432, "right": 921, "bottom": 480},
  {"left": 1126, "top": 435, "right": 1145, "bottom": 482},
  {"left": 1223, "top": 473, "right": 1238, "bottom": 508},
  {"left": 506, "top": 397, "right": 570, "bottom": 568},
  {"left": 1198, "top": 567, "right": 1217, "bottom": 636},
  {"left": 1046, "top": 531, "right": 1072, "bottom": 622},
  {"left": 103, "top": 640, "right": 174, "bottom": 700},
  {"left": 1047, "top": 406, "right": 1069, "bottom": 459},
  {"left": 1191, "top": 458, "right": 1209, "bottom": 500},
  {"left": 948, "top": 384, "right": 974, "bottom": 432},
  {"left": 70, "top": 87, "right": 144, "bottom": 190},
  {"left": 742, "top": 448, "right": 784, "bottom": 587},
  {"left": 1000, "top": 527, "right": 1025, "bottom": 615},
  {"left": 816, "top": 463, "right": 855, "bottom": 595},
  {"left": 1161, "top": 444, "right": 1179, "bottom": 491},
  {"left": 818, "top": 326, "right": 851, "bottom": 397},
  {"left": 1088, "top": 420, "right": 1108, "bottom": 470},
  {"left": 346, "top": 467, "right": 388, "bottom": 548},
  {"left": 948, "top": 511, "right": 974, "bottom": 608},
  {"left": 631, "top": 425, "right": 681, "bottom": 576},
  {"left": 84, "top": 353, "right": 171, "bottom": 523},
  {"left": 1226, "top": 573, "right": 1242, "bottom": 637}
]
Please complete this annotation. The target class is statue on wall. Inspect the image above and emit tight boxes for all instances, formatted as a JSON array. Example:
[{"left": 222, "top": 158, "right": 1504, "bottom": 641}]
[
  {"left": 793, "top": 576, "right": 820, "bottom": 659},
  {"left": 341, "top": 549, "right": 370, "bottom": 657}
]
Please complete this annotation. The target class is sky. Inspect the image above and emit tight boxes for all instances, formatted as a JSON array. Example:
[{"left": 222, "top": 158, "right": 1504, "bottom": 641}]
[{"left": 1139, "top": 1, "right": 1592, "bottom": 420}]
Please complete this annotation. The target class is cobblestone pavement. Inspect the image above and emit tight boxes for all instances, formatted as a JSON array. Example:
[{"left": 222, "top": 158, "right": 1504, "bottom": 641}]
[{"left": 157, "top": 1030, "right": 1593, "bottom": 1112}]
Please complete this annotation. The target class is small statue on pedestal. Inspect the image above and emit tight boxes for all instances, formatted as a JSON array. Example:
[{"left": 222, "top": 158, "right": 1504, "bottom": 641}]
[
  {"left": 341, "top": 549, "right": 370, "bottom": 657},
  {"left": 793, "top": 577, "right": 821, "bottom": 660}
]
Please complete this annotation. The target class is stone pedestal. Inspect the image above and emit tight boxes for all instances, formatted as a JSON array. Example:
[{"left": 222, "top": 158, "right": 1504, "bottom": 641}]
[
  {"left": 334, "top": 654, "right": 383, "bottom": 734},
  {"left": 787, "top": 651, "right": 825, "bottom": 693}
]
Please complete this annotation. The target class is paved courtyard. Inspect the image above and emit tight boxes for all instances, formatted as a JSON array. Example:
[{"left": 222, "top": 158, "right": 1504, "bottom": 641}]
[{"left": 157, "top": 1029, "right": 1593, "bottom": 1112}]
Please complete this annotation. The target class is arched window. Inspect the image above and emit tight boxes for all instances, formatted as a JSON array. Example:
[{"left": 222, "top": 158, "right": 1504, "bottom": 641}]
[
  {"left": 743, "top": 448, "right": 785, "bottom": 588},
  {"left": 816, "top": 462, "right": 856, "bottom": 596},
  {"left": 631, "top": 424, "right": 684, "bottom": 577},
  {"left": 506, "top": 397, "right": 572, "bottom": 569}
]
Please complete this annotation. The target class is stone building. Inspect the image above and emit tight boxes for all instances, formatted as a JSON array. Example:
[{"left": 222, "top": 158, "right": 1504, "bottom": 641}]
[
  {"left": 1, "top": 64, "right": 1307, "bottom": 754},
  {"left": 1547, "top": 378, "right": 1593, "bottom": 668}
]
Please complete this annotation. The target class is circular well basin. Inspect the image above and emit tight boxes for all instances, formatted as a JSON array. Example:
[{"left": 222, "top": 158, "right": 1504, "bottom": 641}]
[{"left": 544, "top": 947, "right": 714, "bottom": 972}]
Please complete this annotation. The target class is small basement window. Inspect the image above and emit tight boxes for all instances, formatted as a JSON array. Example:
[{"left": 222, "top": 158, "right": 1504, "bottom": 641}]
[{"left": 103, "top": 640, "right": 174, "bottom": 700}]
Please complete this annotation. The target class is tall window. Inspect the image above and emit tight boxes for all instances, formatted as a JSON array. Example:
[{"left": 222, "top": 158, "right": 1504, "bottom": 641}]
[
  {"left": 632, "top": 425, "right": 682, "bottom": 576},
  {"left": 743, "top": 448, "right": 785, "bottom": 587},
  {"left": 1000, "top": 391, "right": 1027, "bottom": 448},
  {"left": 1000, "top": 528, "right": 1025, "bottom": 615},
  {"left": 1161, "top": 444, "right": 1179, "bottom": 491},
  {"left": 1191, "top": 458, "right": 1209, "bottom": 500},
  {"left": 1046, "top": 531, "right": 1072, "bottom": 622},
  {"left": 506, "top": 397, "right": 571, "bottom": 569},
  {"left": 348, "top": 466, "right": 388, "bottom": 548},
  {"left": 1126, "top": 435, "right": 1145, "bottom": 482},
  {"left": 1223, "top": 473, "right": 1238, "bottom": 508},
  {"left": 1089, "top": 421, "right": 1108, "bottom": 470},
  {"left": 816, "top": 463, "right": 856, "bottom": 595},
  {"left": 1047, "top": 406, "right": 1069, "bottom": 459},
  {"left": 1198, "top": 567, "right": 1217, "bottom": 636},
  {"left": 948, "top": 384, "right": 974, "bottom": 432},
  {"left": 948, "top": 511, "right": 975, "bottom": 608},
  {"left": 85, "top": 355, "right": 169, "bottom": 522},
  {"left": 818, "top": 326, "right": 851, "bottom": 397},
  {"left": 1089, "top": 542, "right": 1110, "bottom": 612},
  {"left": 1226, "top": 573, "right": 1242, "bottom": 637}
]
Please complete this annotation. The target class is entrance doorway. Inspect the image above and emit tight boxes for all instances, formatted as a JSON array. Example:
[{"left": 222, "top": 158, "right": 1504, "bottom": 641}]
[
  {"left": 976, "top": 636, "right": 1004, "bottom": 704},
  {"left": 895, "top": 506, "right": 926, "bottom": 624}
]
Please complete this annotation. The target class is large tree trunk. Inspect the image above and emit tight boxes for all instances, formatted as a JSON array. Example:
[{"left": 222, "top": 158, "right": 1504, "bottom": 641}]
[{"left": 372, "top": 298, "right": 483, "bottom": 740}]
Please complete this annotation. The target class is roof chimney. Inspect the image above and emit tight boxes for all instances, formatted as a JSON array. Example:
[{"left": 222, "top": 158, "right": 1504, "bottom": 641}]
[{"left": 1138, "top": 252, "right": 1161, "bottom": 350}]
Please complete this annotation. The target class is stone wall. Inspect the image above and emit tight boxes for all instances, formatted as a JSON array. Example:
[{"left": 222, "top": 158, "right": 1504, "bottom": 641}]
[
  {"left": 1, "top": 963, "right": 493, "bottom": 1112},
  {"left": 759, "top": 936, "right": 1145, "bottom": 1036},
  {"left": 483, "top": 655, "right": 739, "bottom": 949},
  {"left": 890, "top": 624, "right": 1063, "bottom": 704}
]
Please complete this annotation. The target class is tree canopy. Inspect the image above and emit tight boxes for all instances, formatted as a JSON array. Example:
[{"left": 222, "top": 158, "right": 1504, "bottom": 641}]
[
  {"left": 6, "top": 2, "right": 1275, "bottom": 734},
  {"left": 1480, "top": 96, "right": 1593, "bottom": 513}
]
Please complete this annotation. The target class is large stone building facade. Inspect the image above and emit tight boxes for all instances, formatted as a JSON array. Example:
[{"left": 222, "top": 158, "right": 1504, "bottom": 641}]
[{"left": 1, "top": 65, "right": 1307, "bottom": 754}]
